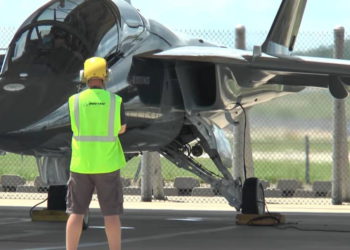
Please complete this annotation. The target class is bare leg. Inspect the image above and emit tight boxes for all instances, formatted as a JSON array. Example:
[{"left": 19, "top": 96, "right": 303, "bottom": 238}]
[
  {"left": 104, "top": 215, "right": 121, "bottom": 250},
  {"left": 66, "top": 214, "right": 84, "bottom": 250}
]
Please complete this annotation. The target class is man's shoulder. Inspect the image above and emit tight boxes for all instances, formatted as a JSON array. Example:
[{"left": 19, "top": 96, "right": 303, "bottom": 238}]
[
  {"left": 68, "top": 94, "right": 76, "bottom": 101},
  {"left": 110, "top": 92, "right": 123, "bottom": 102},
  {"left": 68, "top": 92, "right": 81, "bottom": 101}
]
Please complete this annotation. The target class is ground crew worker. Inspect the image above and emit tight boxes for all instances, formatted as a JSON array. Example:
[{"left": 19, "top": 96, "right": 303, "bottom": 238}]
[{"left": 66, "top": 57, "right": 126, "bottom": 250}]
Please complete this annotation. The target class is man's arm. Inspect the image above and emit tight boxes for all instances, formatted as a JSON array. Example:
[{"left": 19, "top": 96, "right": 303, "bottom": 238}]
[{"left": 119, "top": 102, "right": 127, "bottom": 135}]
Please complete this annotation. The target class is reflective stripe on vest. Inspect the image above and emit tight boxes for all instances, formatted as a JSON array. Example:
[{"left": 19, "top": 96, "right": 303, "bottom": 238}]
[{"left": 73, "top": 91, "right": 116, "bottom": 142}]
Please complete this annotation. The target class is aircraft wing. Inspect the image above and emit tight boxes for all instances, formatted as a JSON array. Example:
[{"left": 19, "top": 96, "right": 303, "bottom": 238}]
[
  {"left": 140, "top": 46, "right": 350, "bottom": 99},
  {"left": 140, "top": 46, "right": 249, "bottom": 64}
]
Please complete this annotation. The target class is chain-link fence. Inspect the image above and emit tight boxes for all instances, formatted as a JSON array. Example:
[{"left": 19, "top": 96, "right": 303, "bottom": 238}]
[{"left": 1, "top": 26, "right": 350, "bottom": 207}]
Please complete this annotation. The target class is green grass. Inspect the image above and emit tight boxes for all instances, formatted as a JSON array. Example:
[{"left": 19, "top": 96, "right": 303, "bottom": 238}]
[
  {"left": 250, "top": 89, "right": 350, "bottom": 120},
  {"left": 254, "top": 160, "right": 331, "bottom": 184},
  {"left": 0, "top": 154, "right": 38, "bottom": 181},
  {"left": 253, "top": 140, "right": 335, "bottom": 153},
  {"left": 0, "top": 152, "right": 332, "bottom": 184},
  {"left": 120, "top": 157, "right": 221, "bottom": 182}
]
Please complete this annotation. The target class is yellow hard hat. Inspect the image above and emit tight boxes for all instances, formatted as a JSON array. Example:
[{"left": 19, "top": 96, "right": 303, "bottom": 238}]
[{"left": 80, "top": 57, "right": 108, "bottom": 83}]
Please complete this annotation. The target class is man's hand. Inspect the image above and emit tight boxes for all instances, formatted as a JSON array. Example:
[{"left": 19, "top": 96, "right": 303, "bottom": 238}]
[{"left": 119, "top": 124, "right": 127, "bottom": 135}]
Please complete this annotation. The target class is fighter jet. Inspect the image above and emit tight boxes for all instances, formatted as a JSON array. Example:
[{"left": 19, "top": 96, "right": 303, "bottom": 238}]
[{"left": 0, "top": 0, "right": 349, "bottom": 214}]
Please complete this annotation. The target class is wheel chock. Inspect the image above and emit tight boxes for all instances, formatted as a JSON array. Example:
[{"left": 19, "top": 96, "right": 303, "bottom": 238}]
[
  {"left": 236, "top": 213, "right": 285, "bottom": 226},
  {"left": 31, "top": 209, "right": 69, "bottom": 222}
]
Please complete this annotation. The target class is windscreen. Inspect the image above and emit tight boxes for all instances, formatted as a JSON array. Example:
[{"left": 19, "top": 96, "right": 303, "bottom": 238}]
[{"left": 8, "top": 0, "right": 120, "bottom": 74}]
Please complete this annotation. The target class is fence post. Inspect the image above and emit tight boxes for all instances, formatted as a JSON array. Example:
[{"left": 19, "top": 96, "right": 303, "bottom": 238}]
[
  {"left": 232, "top": 25, "right": 254, "bottom": 179},
  {"left": 141, "top": 151, "right": 153, "bottom": 202},
  {"left": 235, "top": 25, "right": 246, "bottom": 50},
  {"left": 151, "top": 152, "right": 165, "bottom": 200},
  {"left": 305, "top": 135, "right": 310, "bottom": 184},
  {"left": 332, "top": 26, "right": 350, "bottom": 204},
  {"left": 233, "top": 114, "right": 246, "bottom": 180}
]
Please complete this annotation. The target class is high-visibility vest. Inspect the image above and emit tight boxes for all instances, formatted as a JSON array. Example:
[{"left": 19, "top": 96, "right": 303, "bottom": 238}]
[{"left": 68, "top": 88, "right": 126, "bottom": 174}]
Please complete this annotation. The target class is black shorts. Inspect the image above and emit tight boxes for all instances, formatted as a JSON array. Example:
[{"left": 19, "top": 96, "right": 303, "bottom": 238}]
[{"left": 66, "top": 170, "right": 124, "bottom": 216}]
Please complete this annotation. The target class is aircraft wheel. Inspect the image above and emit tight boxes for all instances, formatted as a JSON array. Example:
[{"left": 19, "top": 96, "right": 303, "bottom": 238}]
[
  {"left": 241, "top": 177, "right": 265, "bottom": 214},
  {"left": 82, "top": 212, "right": 89, "bottom": 230}
]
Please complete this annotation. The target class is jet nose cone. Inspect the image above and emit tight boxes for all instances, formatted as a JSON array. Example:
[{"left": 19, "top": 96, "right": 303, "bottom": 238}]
[
  {"left": 0, "top": 76, "right": 39, "bottom": 133},
  {"left": 0, "top": 74, "right": 76, "bottom": 134}
]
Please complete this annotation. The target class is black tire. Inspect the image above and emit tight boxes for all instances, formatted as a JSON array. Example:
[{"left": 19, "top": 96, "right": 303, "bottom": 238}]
[
  {"left": 82, "top": 212, "right": 89, "bottom": 230},
  {"left": 241, "top": 177, "right": 265, "bottom": 214}
]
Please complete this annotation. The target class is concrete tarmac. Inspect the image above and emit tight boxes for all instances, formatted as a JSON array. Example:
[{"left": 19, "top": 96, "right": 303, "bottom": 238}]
[{"left": 0, "top": 204, "right": 349, "bottom": 250}]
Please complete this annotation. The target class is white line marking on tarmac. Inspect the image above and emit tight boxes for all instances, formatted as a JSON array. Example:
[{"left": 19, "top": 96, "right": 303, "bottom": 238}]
[
  {"left": 89, "top": 226, "right": 135, "bottom": 230},
  {"left": 23, "top": 225, "right": 236, "bottom": 250},
  {"left": 89, "top": 225, "right": 105, "bottom": 229},
  {"left": 166, "top": 217, "right": 204, "bottom": 222}
]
